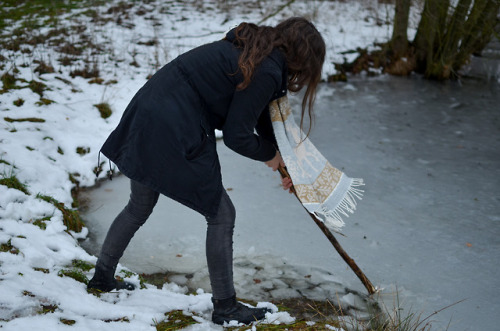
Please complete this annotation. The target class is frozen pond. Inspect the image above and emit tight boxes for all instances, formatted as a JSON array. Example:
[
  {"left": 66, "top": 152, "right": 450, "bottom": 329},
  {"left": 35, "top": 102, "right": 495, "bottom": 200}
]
[{"left": 80, "top": 75, "right": 500, "bottom": 330}]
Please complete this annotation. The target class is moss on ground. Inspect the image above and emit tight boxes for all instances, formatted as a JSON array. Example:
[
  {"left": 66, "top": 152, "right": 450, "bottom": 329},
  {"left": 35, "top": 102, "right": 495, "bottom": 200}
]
[
  {"left": 0, "top": 239, "right": 20, "bottom": 254},
  {"left": 76, "top": 147, "right": 90, "bottom": 155},
  {"left": 36, "top": 194, "right": 85, "bottom": 232},
  {"left": 1, "top": 72, "right": 17, "bottom": 90},
  {"left": 60, "top": 318, "right": 76, "bottom": 325},
  {"left": 0, "top": 174, "right": 30, "bottom": 195},
  {"left": 94, "top": 102, "right": 112, "bottom": 119},
  {"left": 0, "top": 0, "right": 106, "bottom": 31},
  {"left": 58, "top": 268, "right": 88, "bottom": 285},
  {"left": 13, "top": 98, "right": 25, "bottom": 106},
  {"left": 72, "top": 259, "right": 94, "bottom": 272},
  {"left": 32, "top": 216, "right": 51, "bottom": 230},
  {"left": 39, "top": 303, "right": 58, "bottom": 314},
  {"left": 29, "top": 80, "right": 48, "bottom": 96},
  {"left": 36, "top": 98, "right": 55, "bottom": 106},
  {"left": 34, "top": 267, "right": 50, "bottom": 274},
  {"left": 4, "top": 117, "right": 45, "bottom": 123},
  {"left": 155, "top": 310, "right": 198, "bottom": 331}
]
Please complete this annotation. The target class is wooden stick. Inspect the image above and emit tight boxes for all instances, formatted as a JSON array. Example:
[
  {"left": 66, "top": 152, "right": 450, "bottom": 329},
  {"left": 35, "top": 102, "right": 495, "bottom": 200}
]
[{"left": 278, "top": 165, "right": 377, "bottom": 295}]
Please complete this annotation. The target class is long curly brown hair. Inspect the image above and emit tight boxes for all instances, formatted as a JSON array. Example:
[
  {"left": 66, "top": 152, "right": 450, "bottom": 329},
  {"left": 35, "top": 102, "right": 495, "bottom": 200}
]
[{"left": 233, "top": 17, "right": 326, "bottom": 136}]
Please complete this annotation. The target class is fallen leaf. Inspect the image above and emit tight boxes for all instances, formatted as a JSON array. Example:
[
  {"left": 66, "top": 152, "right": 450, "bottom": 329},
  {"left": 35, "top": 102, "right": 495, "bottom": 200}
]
[{"left": 466, "top": 243, "right": 472, "bottom": 247}]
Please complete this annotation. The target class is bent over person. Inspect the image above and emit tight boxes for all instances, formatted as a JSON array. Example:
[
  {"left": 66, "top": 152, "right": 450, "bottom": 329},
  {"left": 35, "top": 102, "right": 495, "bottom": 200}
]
[{"left": 88, "top": 17, "right": 326, "bottom": 325}]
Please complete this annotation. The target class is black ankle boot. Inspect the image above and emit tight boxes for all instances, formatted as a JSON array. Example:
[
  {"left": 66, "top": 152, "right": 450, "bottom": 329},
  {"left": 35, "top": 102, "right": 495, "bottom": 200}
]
[
  {"left": 211, "top": 295, "right": 270, "bottom": 325},
  {"left": 87, "top": 263, "right": 135, "bottom": 292}
]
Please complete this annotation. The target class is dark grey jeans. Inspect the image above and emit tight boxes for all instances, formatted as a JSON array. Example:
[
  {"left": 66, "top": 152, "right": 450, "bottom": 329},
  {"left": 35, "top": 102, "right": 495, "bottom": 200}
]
[{"left": 96, "top": 179, "right": 236, "bottom": 300}]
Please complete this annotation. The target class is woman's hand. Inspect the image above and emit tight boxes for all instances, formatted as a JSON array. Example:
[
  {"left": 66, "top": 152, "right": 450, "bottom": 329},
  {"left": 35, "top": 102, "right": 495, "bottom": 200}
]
[
  {"left": 281, "top": 176, "right": 294, "bottom": 193},
  {"left": 264, "top": 151, "right": 284, "bottom": 171},
  {"left": 265, "top": 151, "right": 294, "bottom": 193}
]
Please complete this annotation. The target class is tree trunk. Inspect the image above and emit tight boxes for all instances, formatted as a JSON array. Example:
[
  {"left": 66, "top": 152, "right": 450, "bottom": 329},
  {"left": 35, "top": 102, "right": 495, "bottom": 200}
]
[
  {"left": 413, "top": 0, "right": 451, "bottom": 76},
  {"left": 441, "top": 0, "right": 473, "bottom": 62},
  {"left": 454, "top": 0, "right": 500, "bottom": 70},
  {"left": 390, "top": 0, "right": 411, "bottom": 58},
  {"left": 426, "top": 0, "right": 473, "bottom": 78},
  {"left": 355, "top": 0, "right": 499, "bottom": 79}
]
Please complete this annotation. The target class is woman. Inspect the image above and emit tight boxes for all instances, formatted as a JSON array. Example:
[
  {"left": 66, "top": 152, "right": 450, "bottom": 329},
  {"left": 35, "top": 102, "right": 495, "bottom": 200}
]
[{"left": 88, "top": 17, "right": 325, "bottom": 325}]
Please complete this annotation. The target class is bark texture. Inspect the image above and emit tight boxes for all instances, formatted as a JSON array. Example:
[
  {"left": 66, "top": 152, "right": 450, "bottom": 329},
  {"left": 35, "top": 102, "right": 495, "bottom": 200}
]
[
  {"left": 395, "top": 0, "right": 499, "bottom": 79},
  {"left": 391, "top": 0, "right": 411, "bottom": 58}
]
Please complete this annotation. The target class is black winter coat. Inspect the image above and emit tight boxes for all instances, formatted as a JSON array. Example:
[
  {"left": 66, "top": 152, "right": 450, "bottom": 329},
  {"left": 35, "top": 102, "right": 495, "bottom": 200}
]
[{"left": 100, "top": 30, "right": 288, "bottom": 217}]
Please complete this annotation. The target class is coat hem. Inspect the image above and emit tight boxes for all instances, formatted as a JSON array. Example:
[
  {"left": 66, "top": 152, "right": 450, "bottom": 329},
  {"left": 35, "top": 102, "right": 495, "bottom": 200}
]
[{"left": 103, "top": 153, "right": 223, "bottom": 219}]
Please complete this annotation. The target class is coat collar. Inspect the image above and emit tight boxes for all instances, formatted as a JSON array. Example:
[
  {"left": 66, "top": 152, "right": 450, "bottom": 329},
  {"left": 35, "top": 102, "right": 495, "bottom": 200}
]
[
  {"left": 224, "top": 28, "right": 288, "bottom": 99},
  {"left": 272, "top": 51, "right": 288, "bottom": 100}
]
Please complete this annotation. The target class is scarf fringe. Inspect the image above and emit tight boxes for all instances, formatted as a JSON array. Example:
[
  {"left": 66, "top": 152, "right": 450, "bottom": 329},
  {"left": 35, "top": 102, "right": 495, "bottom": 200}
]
[
  {"left": 313, "top": 178, "right": 365, "bottom": 232},
  {"left": 270, "top": 96, "right": 365, "bottom": 233}
]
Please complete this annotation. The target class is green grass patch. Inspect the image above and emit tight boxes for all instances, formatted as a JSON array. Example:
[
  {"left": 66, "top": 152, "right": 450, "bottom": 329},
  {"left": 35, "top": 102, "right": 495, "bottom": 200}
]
[
  {"left": 59, "top": 43, "right": 85, "bottom": 56},
  {"left": 94, "top": 102, "right": 112, "bottom": 119},
  {"left": 23, "top": 290, "right": 36, "bottom": 297},
  {"left": 88, "top": 77, "right": 104, "bottom": 84},
  {"left": 36, "top": 194, "right": 85, "bottom": 232},
  {"left": 32, "top": 216, "right": 51, "bottom": 230},
  {"left": 34, "top": 267, "right": 50, "bottom": 274},
  {"left": 76, "top": 146, "right": 90, "bottom": 155},
  {"left": 13, "top": 98, "right": 25, "bottom": 106},
  {"left": 58, "top": 268, "right": 88, "bottom": 285},
  {"left": 29, "top": 80, "right": 47, "bottom": 96},
  {"left": 1, "top": 72, "right": 17, "bottom": 90},
  {"left": 70, "top": 63, "right": 99, "bottom": 78},
  {"left": 252, "top": 322, "right": 333, "bottom": 330},
  {"left": 119, "top": 269, "right": 135, "bottom": 278},
  {"left": 36, "top": 98, "right": 55, "bottom": 106},
  {"left": 72, "top": 259, "right": 94, "bottom": 272},
  {"left": 0, "top": 240, "right": 19, "bottom": 255},
  {"left": 104, "top": 317, "right": 130, "bottom": 323},
  {"left": 117, "top": 269, "right": 150, "bottom": 289},
  {"left": 0, "top": 174, "right": 30, "bottom": 195},
  {"left": 60, "top": 318, "right": 76, "bottom": 325},
  {"left": 155, "top": 310, "right": 199, "bottom": 331},
  {"left": 34, "top": 60, "right": 55, "bottom": 75},
  {"left": 69, "top": 173, "right": 81, "bottom": 208},
  {"left": 4, "top": 117, "right": 45, "bottom": 123},
  {"left": 39, "top": 303, "right": 58, "bottom": 314},
  {"left": 0, "top": 0, "right": 106, "bottom": 31},
  {"left": 138, "top": 272, "right": 178, "bottom": 290}
]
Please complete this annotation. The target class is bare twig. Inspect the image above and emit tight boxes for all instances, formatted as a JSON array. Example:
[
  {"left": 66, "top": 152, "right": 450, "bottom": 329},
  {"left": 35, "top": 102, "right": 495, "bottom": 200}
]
[
  {"left": 416, "top": 298, "right": 466, "bottom": 328},
  {"left": 258, "top": 0, "right": 296, "bottom": 25},
  {"left": 278, "top": 165, "right": 376, "bottom": 295}
]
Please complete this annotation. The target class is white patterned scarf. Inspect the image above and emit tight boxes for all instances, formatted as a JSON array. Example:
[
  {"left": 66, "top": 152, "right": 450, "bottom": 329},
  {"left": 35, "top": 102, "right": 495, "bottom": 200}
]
[{"left": 269, "top": 96, "right": 364, "bottom": 232}]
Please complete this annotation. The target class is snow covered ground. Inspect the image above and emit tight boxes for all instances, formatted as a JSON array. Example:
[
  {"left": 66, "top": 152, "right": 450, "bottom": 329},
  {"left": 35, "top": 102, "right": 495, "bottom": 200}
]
[{"left": 3, "top": 0, "right": 498, "bottom": 330}]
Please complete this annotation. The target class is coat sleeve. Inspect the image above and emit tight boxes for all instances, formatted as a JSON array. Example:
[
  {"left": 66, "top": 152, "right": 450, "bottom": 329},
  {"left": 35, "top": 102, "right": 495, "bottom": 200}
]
[
  {"left": 222, "top": 67, "right": 281, "bottom": 161},
  {"left": 255, "top": 106, "right": 278, "bottom": 149}
]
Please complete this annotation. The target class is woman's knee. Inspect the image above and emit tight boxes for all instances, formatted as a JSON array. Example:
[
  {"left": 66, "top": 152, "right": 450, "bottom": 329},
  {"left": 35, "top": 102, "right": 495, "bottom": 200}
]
[
  {"left": 208, "top": 189, "right": 235, "bottom": 226},
  {"left": 125, "top": 180, "right": 159, "bottom": 223}
]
